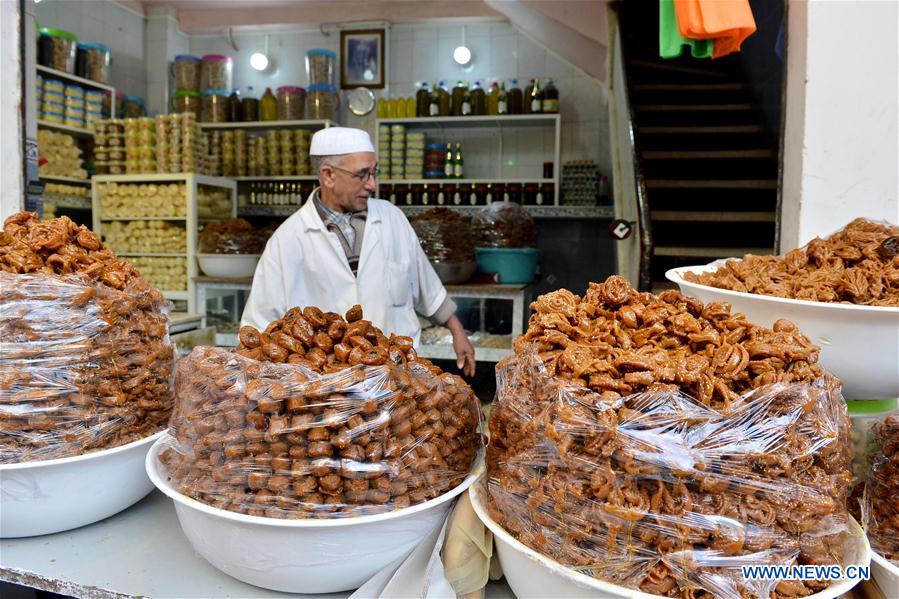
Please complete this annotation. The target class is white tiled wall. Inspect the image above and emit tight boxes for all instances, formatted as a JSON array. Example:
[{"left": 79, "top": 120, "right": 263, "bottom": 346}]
[{"left": 36, "top": 0, "right": 147, "bottom": 100}]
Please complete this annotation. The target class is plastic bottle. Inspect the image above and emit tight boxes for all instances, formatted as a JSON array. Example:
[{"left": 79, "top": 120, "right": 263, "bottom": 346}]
[
  {"left": 471, "top": 80, "right": 486, "bottom": 116},
  {"left": 259, "top": 87, "right": 278, "bottom": 121},
  {"left": 405, "top": 96, "right": 416, "bottom": 118},
  {"left": 487, "top": 82, "right": 499, "bottom": 115},
  {"left": 542, "top": 79, "right": 559, "bottom": 113},
  {"left": 461, "top": 85, "right": 472, "bottom": 116},
  {"left": 429, "top": 85, "right": 440, "bottom": 117},
  {"left": 227, "top": 88, "right": 242, "bottom": 122},
  {"left": 451, "top": 81, "right": 466, "bottom": 116},
  {"left": 416, "top": 82, "right": 431, "bottom": 117},
  {"left": 241, "top": 86, "right": 259, "bottom": 121},
  {"left": 497, "top": 82, "right": 509, "bottom": 115},
  {"left": 507, "top": 79, "right": 523, "bottom": 114},
  {"left": 529, "top": 79, "right": 543, "bottom": 114},
  {"left": 523, "top": 79, "right": 535, "bottom": 114},
  {"left": 437, "top": 81, "right": 451, "bottom": 116},
  {"left": 396, "top": 96, "right": 407, "bottom": 118}
]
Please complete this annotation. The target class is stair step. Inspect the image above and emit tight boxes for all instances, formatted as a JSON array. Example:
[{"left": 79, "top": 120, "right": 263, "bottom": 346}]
[
  {"left": 645, "top": 179, "right": 778, "bottom": 189},
  {"left": 638, "top": 125, "right": 765, "bottom": 134},
  {"left": 633, "top": 83, "right": 748, "bottom": 91},
  {"left": 651, "top": 211, "right": 776, "bottom": 222},
  {"left": 628, "top": 58, "right": 729, "bottom": 78},
  {"left": 654, "top": 246, "right": 773, "bottom": 258},
  {"left": 635, "top": 103, "right": 755, "bottom": 112},
  {"left": 642, "top": 149, "right": 776, "bottom": 159}
]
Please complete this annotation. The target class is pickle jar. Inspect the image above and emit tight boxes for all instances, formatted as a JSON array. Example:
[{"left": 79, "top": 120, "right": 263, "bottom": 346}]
[
  {"left": 201, "top": 54, "right": 233, "bottom": 91},
  {"left": 38, "top": 28, "right": 77, "bottom": 73},
  {"left": 172, "top": 90, "right": 202, "bottom": 115},
  {"left": 75, "top": 42, "right": 110, "bottom": 84},
  {"left": 276, "top": 86, "right": 306, "bottom": 120},
  {"left": 173, "top": 55, "right": 202, "bottom": 92},
  {"left": 201, "top": 90, "right": 230, "bottom": 123},
  {"left": 305, "top": 84, "right": 339, "bottom": 120},
  {"left": 305, "top": 49, "right": 336, "bottom": 86}
]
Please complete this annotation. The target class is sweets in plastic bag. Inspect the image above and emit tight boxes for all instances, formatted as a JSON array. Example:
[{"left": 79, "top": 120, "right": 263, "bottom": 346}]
[
  {"left": 158, "top": 304, "right": 482, "bottom": 518},
  {"left": 861, "top": 414, "right": 899, "bottom": 563},
  {"left": 684, "top": 218, "right": 899, "bottom": 306},
  {"left": 0, "top": 213, "right": 174, "bottom": 463},
  {"left": 410, "top": 207, "right": 476, "bottom": 264},
  {"left": 487, "top": 276, "right": 852, "bottom": 598},
  {"left": 472, "top": 202, "right": 537, "bottom": 249}
]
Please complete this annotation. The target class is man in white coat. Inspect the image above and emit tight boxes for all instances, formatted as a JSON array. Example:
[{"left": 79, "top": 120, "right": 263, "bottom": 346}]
[{"left": 242, "top": 127, "right": 476, "bottom": 376}]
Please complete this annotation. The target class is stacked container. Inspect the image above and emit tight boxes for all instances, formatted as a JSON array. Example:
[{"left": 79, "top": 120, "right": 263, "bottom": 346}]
[
  {"left": 305, "top": 49, "right": 338, "bottom": 121},
  {"left": 171, "top": 55, "right": 203, "bottom": 116},
  {"left": 378, "top": 125, "right": 391, "bottom": 177},
  {"left": 389, "top": 125, "right": 405, "bottom": 180},
  {"left": 405, "top": 132, "right": 425, "bottom": 179},
  {"left": 63, "top": 85, "right": 85, "bottom": 129}
]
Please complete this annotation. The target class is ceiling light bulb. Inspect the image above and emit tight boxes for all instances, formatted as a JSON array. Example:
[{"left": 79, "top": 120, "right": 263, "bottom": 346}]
[
  {"left": 250, "top": 52, "right": 269, "bottom": 71},
  {"left": 453, "top": 46, "right": 472, "bottom": 66}
]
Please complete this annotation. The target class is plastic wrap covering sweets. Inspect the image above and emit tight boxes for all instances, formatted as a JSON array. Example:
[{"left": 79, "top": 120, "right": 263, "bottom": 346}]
[
  {"left": 684, "top": 218, "right": 899, "bottom": 307},
  {"left": 198, "top": 218, "right": 272, "bottom": 255},
  {"left": 0, "top": 213, "right": 174, "bottom": 463},
  {"left": 472, "top": 202, "right": 537, "bottom": 249},
  {"left": 486, "top": 276, "right": 852, "bottom": 599},
  {"left": 158, "top": 304, "right": 482, "bottom": 519},
  {"left": 861, "top": 414, "right": 899, "bottom": 563},
  {"left": 410, "top": 208, "right": 475, "bottom": 263}
]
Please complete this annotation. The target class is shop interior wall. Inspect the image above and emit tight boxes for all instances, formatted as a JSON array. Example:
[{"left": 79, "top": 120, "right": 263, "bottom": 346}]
[{"left": 35, "top": 0, "right": 147, "bottom": 101}]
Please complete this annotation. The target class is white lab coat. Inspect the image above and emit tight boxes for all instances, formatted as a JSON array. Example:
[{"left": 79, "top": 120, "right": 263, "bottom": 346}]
[{"left": 241, "top": 195, "right": 447, "bottom": 347}]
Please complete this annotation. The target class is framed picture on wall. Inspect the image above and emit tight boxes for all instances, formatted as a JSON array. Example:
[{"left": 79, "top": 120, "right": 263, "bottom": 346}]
[{"left": 340, "top": 29, "right": 386, "bottom": 89}]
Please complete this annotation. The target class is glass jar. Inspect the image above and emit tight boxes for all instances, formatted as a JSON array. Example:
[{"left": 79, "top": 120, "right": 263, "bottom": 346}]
[
  {"left": 201, "top": 54, "right": 233, "bottom": 91},
  {"left": 38, "top": 28, "right": 77, "bottom": 73},
  {"left": 276, "top": 86, "right": 306, "bottom": 120},
  {"left": 172, "top": 90, "right": 201, "bottom": 115},
  {"left": 306, "top": 84, "right": 338, "bottom": 120},
  {"left": 75, "top": 42, "right": 110, "bottom": 84},
  {"left": 305, "top": 49, "right": 336, "bottom": 86},
  {"left": 121, "top": 95, "right": 145, "bottom": 118},
  {"left": 201, "top": 90, "right": 229, "bottom": 123},
  {"left": 174, "top": 55, "right": 202, "bottom": 92}
]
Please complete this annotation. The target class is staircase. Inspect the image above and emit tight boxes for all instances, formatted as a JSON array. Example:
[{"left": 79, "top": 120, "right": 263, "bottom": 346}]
[{"left": 618, "top": 3, "right": 779, "bottom": 290}]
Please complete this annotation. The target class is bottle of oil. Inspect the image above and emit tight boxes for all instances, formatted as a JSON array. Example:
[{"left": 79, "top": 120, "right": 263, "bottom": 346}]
[
  {"left": 522, "top": 79, "right": 535, "bottom": 114},
  {"left": 461, "top": 85, "right": 472, "bottom": 116},
  {"left": 507, "top": 79, "right": 523, "bottom": 114},
  {"left": 437, "top": 80, "right": 451, "bottom": 116},
  {"left": 471, "top": 80, "right": 486, "bottom": 115},
  {"left": 453, "top": 143, "right": 464, "bottom": 178},
  {"left": 259, "top": 87, "right": 277, "bottom": 121},
  {"left": 542, "top": 79, "right": 559, "bottom": 113},
  {"left": 416, "top": 82, "right": 431, "bottom": 117},
  {"left": 529, "top": 79, "right": 543, "bottom": 114},
  {"left": 497, "top": 82, "right": 509, "bottom": 115},
  {"left": 451, "top": 80, "right": 466, "bottom": 116},
  {"left": 487, "top": 81, "right": 499, "bottom": 115}
]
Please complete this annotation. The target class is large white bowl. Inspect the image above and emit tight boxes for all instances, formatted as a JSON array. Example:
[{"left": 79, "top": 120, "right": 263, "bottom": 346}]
[
  {"left": 469, "top": 482, "right": 871, "bottom": 599},
  {"left": 0, "top": 430, "right": 165, "bottom": 538},
  {"left": 666, "top": 264, "right": 899, "bottom": 400},
  {"left": 196, "top": 253, "right": 260, "bottom": 278},
  {"left": 146, "top": 435, "right": 484, "bottom": 594},
  {"left": 871, "top": 552, "right": 899, "bottom": 598}
]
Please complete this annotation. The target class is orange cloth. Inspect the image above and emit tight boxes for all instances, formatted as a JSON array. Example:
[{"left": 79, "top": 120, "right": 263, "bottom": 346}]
[{"left": 674, "top": 0, "right": 757, "bottom": 58}]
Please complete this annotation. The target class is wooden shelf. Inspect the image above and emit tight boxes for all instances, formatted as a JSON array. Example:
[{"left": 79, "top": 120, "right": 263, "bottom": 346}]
[
  {"left": 39, "top": 174, "right": 91, "bottom": 185},
  {"left": 199, "top": 119, "right": 335, "bottom": 130},
  {"left": 37, "top": 120, "right": 93, "bottom": 138}
]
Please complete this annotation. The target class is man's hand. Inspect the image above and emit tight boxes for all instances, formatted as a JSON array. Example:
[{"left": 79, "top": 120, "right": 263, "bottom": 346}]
[{"left": 445, "top": 314, "right": 476, "bottom": 377}]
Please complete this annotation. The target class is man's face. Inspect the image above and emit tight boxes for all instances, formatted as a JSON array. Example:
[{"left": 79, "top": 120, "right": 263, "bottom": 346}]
[{"left": 321, "top": 152, "right": 378, "bottom": 213}]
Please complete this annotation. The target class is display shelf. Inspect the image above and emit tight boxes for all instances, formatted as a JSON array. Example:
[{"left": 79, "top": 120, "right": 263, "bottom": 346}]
[
  {"left": 37, "top": 120, "right": 93, "bottom": 138},
  {"left": 37, "top": 65, "right": 116, "bottom": 94},
  {"left": 377, "top": 114, "right": 560, "bottom": 128},
  {"left": 231, "top": 175, "right": 317, "bottom": 182},
  {"left": 101, "top": 216, "right": 187, "bottom": 222},
  {"left": 92, "top": 174, "right": 238, "bottom": 314},
  {"left": 397, "top": 204, "right": 613, "bottom": 219},
  {"left": 38, "top": 174, "right": 91, "bottom": 185},
  {"left": 237, "top": 204, "right": 300, "bottom": 217},
  {"left": 381, "top": 178, "right": 555, "bottom": 185},
  {"left": 42, "top": 195, "right": 92, "bottom": 210},
  {"left": 199, "top": 119, "right": 336, "bottom": 130}
]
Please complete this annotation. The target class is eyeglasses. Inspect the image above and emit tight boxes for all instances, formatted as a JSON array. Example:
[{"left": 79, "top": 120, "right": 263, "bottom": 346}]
[{"left": 329, "top": 164, "right": 380, "bottom": 183}]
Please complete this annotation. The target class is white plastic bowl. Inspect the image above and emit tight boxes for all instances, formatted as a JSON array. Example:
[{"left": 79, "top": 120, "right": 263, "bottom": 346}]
[
  {"left": 196, "top": 253, "right": 260, "bottom": 278},
  {"left": 146, "top": 435, "right": 484, "bottom": 594},
  {"left": 0, "top": 430, "right": 165, "bottom": 538},
  {"left": 666, "top": 264, "right": 899, "bottom": 400},
  {"left": 469, "top": 481, "right": 871, "bottom": 599},
  {"left": 871, "top": 552, "right": 899, "bottom": 598}
]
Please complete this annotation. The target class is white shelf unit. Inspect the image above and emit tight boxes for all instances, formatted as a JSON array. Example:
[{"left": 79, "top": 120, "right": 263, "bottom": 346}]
[
  {"left": 36, "top": 120, "right": 94, "bottom": 139},
  {"left": 38, "top": 175, "right": 91, "bottom": 185},
  {"left": 199, "top": 119, "right": 337, "bottom": 131},
  {"left": 376, "top": 114, "right": 561, "bottom": 204},
  {"left": 92, "top": 174, "right": 237, "bottom": 312}
]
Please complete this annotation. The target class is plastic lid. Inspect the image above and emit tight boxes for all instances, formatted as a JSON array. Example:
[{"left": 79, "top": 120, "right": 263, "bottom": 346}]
[
  {"left": 39, "top": 28, "right": 77, "bottom": 43},
  {"left": 77, "top": 41, "right": 110, "bottom": 53},
  {"left": 202, "top": 54, "right": 233, "bottom": 63},
  {"left": 202, "top": 89, "right": 230, "bottom": 97},
  {"left": 175, "top": 54, "right": 202, "bottom": 62},
  {"left": 174, "top": 90, "right": 202, "bottom": 98},
  {"left": 425, "top": 143, "right": 447, "bottom": 150},
  {"left": 306, "top": 49, "right": 336, "bottom": 58},
  {"left": 845, "top": 399, "right": 899, "bottom": 414},
  {"left": 307, "top": 84, "right": 337, "bottom": 92},
  {"left": 277, "top": 85, "right": 305, "bottom": 93}
]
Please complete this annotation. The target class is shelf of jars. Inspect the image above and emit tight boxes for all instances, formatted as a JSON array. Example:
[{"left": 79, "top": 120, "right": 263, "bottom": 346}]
[
  {"left": 376, "top": 114, "right": 560, "bottom": 128},
  {"left": 91, "top": 173, "right": 237, "bottom": 313},
  {"left": 397, "top": 204, "right": 614, "bottom": 219},
  {"left": 198, "top": 119, "right": 337, "bottom": 131}
]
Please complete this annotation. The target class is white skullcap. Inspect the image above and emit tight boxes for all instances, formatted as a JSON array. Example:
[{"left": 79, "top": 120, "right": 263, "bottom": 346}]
[{"left": 309, "top": 127, "right": 375, "bottom": 156}]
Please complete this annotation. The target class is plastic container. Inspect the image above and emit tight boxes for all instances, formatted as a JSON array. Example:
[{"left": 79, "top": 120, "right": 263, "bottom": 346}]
[
  {"left": 201, "top": 90, "right": 229, "bottom": 123},
  {"left": 259, "top": 87, "right": 278, "bottom": 121},
  {"left": 75, "top": 41, "right": 110, "bottom": 84},
  {"left": 276, "top": 86, "right": 305, "bottom": 120},
  {"left": 172, "top": 90, "right": 201, "bottom": 115},
  {"left": 475, "top": 247, "right": 539, "bottom": 284},
  {"left": 305, "top": 49, "right": 336, "bottom": 86},
  {"left": 201, "top": 55, "right": 233, "bottom": 91},
  {"left": 469, "top": 483, "right": 870, "bottom": 599},
  {"left": 42, "top": 109, "right": 64, "bottom": 124},
  {"left": 38, "top": 28, "right": 77, "bottom": 73},
  {"left": 306, "top": 84, "right": 338, "bottom": 120},
  {"left": 871, "top": 552, "right": 899, "bottom": 599},
  {"left": 847, "top": 399, "right": 899, "bottom": 479},
  {"left": 174, "top": 54, "right": 202, "bottom": 92},
  {"left": 667, "top": 264, "right": 899, "bottom": 400},
  {"left": 0, "top": 431, "right": 164, "bottom": 538},
  {"left": 121, "top": 95, "right": 145, "bottom": 118},
  {"left": 147, "top": 437, "right": 484, "bottom": 593}
]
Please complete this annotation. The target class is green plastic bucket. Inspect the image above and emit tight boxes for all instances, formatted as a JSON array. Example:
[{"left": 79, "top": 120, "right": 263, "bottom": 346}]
[{"left": 475, "top": 247, "right": 539, "bottom": 284}]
